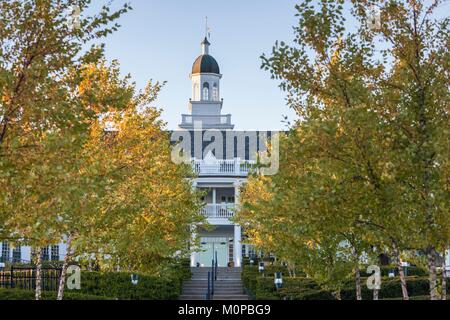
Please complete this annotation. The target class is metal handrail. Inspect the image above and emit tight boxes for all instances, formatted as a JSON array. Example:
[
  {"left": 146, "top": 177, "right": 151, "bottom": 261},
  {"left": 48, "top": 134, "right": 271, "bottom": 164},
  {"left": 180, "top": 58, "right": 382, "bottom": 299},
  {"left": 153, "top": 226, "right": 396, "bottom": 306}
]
[{"left": 205, "top": 251, "right": 218, "bottom": 300}]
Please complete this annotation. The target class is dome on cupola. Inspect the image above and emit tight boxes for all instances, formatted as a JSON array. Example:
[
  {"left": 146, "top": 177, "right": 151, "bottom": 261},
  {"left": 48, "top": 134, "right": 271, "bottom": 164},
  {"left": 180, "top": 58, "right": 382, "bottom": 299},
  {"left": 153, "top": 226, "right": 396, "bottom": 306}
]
[{"left": 191, "top": 37, "right": 220, "bottom": 75}]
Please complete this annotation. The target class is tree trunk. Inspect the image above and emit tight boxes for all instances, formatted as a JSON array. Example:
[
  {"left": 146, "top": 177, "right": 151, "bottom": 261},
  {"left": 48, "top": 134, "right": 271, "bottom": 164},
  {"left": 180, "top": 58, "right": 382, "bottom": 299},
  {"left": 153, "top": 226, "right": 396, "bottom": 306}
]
[
  {"left": 355, "top": 266, "right": 362, "bottom": 300},
  {"left": 373, "top": 288, "right": 379, "bottom": 300},
  {"left": 353, "top": 248, "right": 362, "bottom": 300},
  {"left": 392, "top": 241, "right": 409, "bottom": 300},
  {"left": 427, "top": 247, "right": 438, "bottom": 300},
  {"left": 35, "top": 247, "right": 43, "bottom": 300},
  {"left": 57, "top": 234, "right": 73, "bottom": 300},
  {"left": 441, "top": 252, "right": 446, "bottom": 301},
  {"left": 332, "top": 290, "right": 342, "bottom": 300}
]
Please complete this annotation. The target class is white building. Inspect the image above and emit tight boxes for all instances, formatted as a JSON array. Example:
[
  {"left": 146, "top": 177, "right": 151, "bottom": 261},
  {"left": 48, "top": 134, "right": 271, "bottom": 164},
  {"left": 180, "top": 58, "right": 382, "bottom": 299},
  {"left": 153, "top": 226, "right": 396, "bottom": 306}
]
[
  {"left": 3, "top": 36, "right": 448, "bottom": 274},
  {"left": 176, "top": 37, "right": 266, "bottom": 268}
]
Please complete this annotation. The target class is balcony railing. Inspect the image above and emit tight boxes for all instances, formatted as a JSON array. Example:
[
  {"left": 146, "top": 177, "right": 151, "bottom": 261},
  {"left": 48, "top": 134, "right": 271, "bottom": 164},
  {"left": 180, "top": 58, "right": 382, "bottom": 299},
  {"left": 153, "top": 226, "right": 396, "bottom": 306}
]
[
  {"left": 200, "top": 204, "right": 235, "bottom": 219},
  {"left": 181, "top": 114, "right": 232, "bottom": 126},
  {"left": 193, "top": 158, "right": 255, "bottom": 176}
]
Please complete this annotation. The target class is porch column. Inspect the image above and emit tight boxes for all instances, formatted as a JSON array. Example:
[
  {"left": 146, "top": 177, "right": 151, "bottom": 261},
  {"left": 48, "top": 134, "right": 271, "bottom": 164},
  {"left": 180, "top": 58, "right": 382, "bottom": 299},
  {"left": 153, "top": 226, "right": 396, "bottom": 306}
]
[
  {"left": 446, "top": 249, "right": 450, "bottom": 275},
  {"left": 233, "top": 224, "right": 242, "bottom": 267},
  {"left": 212, "top": 187, "right": 216, "bottom": 217},
  {"left": 190, "top": 226, "right": 199, "bottom": 267},
  {"left": 234, "top": 158, "right": 241, "bottom": 175}
]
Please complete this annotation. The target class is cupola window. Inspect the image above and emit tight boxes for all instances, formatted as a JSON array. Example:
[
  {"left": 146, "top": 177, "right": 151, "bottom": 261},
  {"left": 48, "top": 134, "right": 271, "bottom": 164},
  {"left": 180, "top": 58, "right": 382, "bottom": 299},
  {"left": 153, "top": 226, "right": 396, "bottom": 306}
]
[
  {"left": 202, "top": 82, "right": 210, "bottom": 101},
  {"left": 212, "top": 83, "right": 218, "bottom": 101}
]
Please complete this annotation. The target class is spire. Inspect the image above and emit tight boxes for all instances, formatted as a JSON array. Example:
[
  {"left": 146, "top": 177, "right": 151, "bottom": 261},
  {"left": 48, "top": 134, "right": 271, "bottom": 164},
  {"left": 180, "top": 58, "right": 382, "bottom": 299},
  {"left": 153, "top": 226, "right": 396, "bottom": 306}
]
[
  {"left": 201, "top": 37, "right": 210, "bottom": 55},
  {"left": 202, "top": 16, "right": 211, "bottom": 55}
]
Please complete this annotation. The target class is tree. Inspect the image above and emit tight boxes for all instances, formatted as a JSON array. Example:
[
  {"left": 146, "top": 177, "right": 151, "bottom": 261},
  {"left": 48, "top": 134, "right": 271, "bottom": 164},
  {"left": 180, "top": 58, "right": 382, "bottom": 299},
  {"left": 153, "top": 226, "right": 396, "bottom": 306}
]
[
  {"left": 0, "top": 0, "right": 130, "bottom": 299},
  {"left": 237, "top": 0, "right": 448, "bottom": 300},
  {"left": 53, "top": 64, "right": 204, "bottom": 299}
]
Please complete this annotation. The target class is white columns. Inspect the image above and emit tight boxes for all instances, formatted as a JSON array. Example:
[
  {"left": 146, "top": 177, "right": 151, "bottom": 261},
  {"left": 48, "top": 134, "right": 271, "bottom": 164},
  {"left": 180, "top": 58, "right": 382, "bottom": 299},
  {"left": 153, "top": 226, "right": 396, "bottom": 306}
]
[
  {"left": 234, "top": 224, "right": 242, "bottom": 267},
  {"left": 212, "top": 188, "right": 217, "bottom": 217},
  {"left": 446, "top": 249, "right": 450, "bottom": 275},
  {"left": 234, "top": 158, "right": 241, "bottom": 175},
  {"left": 233, "top": 180, "right": 242, "bottom": 267},
  {"left": 190, "top": 227, "right": 199, "bottom": 267}
]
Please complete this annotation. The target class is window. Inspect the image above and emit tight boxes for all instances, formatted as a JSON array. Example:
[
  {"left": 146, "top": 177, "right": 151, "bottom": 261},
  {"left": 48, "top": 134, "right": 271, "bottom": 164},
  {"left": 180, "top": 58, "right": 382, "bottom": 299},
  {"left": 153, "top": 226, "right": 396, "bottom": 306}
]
[
  {"left": 42, "top": 246, "right": 49, "bottom": 261},
  {"left": 51, "top": 245, "right": 59, "bottom": 261},
  {"left": 212, "top": 83, "right": 218, "bottom": 101},
  {"left": 1, "top": 241, "right": 10, "bottom": 262},
  {"left": 202, "top": 82, "right": 209, "bottom": 100},
  {"left": 193, "top": 83, "right": 199, "bottom": 100},
  {"left": 12, "top": 245, "right": 21, "bottom": 263}
]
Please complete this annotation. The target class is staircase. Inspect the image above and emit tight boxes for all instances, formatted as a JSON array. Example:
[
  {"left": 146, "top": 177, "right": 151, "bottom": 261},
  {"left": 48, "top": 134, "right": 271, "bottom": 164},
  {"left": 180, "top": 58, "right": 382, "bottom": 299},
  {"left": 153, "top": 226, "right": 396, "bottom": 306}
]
[{"left": 179, "top": 267, "right": 249, "bottom": 300}]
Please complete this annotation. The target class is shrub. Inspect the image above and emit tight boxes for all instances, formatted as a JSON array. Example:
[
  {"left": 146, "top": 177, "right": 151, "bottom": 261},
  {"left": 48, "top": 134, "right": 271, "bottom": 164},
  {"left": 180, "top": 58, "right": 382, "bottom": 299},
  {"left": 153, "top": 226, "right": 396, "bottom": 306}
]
[
  {"left": 0, "top": 261, "right": 190, "bottom": 300},
  {"left": 0, "top": 288, "right": 111, "bottom": 300},
  {"left": 254, "top": 277, "right": 327, "bottom": 300},
  {"left": 77, "top": 271, "right": 183, "bottom": 300},
  {"left": 243, "top": 265, "right": 445, "bottom": 300},
  {"left": 361, "top": 266, "right": 427, "bottom": 277}
]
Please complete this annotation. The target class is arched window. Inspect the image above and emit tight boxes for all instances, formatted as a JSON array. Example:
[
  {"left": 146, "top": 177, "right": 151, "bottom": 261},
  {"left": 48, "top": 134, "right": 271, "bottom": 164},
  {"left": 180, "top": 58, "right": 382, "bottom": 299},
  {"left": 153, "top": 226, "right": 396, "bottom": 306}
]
[
  {"left": 193, "top": 83, "right": 199, "bottom": 100},
  {"left": 202, "top": 82, "right": 209, "bottom": 100},
  {"left": 212, "top": 83, "right": 218, "bottom": 101}
]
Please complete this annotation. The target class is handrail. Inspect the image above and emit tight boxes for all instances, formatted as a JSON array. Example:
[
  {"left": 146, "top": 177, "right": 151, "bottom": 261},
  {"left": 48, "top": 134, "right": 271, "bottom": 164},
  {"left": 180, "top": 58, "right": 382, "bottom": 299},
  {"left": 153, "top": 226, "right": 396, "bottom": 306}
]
[{"left": 205, "top": 251, "right": 218, "bottom": 300}]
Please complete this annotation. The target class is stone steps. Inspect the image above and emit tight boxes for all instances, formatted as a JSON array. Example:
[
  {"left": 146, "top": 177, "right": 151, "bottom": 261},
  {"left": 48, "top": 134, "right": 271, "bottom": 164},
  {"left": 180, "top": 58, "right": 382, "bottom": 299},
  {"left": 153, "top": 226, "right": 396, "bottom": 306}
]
[
  {"left": 179, "top": 294, "right": 249, "bottom": 300},
  {"left": 179, "top": 267, "right": 249, "bottom": 301}
]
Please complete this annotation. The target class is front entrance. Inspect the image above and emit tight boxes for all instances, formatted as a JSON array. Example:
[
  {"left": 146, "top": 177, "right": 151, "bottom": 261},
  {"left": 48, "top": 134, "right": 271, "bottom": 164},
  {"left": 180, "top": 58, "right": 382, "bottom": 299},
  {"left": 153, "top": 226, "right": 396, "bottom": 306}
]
[{"left": 198, "top": 237, "right": 228, "bottom": 267}]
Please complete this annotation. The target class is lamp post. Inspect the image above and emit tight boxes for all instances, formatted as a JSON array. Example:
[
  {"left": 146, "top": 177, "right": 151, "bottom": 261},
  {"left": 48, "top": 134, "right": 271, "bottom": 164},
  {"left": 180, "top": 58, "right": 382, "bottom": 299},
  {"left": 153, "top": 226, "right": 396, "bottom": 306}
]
[
  {"left": 258, "top": 262, "right": 264, "bottom": 273},
  {"left": 131, "top": 274, "right": 139, "bottom": 285},
  {"left": 274, "top": 272, "right": 283, "bottom": 290}
]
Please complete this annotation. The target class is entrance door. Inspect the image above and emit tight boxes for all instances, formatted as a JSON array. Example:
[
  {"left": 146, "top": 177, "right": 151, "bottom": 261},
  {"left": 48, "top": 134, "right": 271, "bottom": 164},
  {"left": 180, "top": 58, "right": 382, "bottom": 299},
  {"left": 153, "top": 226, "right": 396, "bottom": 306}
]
[{"left": 199, "top": 237, "right": 228, "bottom": 267}]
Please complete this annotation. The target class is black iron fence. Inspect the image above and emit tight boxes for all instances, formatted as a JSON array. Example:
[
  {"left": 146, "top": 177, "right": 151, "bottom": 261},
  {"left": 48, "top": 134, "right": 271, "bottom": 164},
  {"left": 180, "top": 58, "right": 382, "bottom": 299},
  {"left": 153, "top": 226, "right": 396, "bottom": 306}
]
[{"left": 0, "top": 266, "right": 62, "bottom": 291}]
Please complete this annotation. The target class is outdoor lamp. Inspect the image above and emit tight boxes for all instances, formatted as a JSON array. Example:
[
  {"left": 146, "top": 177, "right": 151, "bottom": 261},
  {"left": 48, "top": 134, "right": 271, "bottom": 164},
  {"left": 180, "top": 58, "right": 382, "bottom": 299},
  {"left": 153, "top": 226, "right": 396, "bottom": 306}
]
[
  {"left": 131, "top": 274, "right": 139, "bottom": 285},
  {"left": 258, "top": 262, "right": 264, "bottom": 273},
  {"left": 274, "top": 272, "right": 283, "bottom": 289},
  {"left": 401, "top": 261, "right": 409, "bottom": 276}
]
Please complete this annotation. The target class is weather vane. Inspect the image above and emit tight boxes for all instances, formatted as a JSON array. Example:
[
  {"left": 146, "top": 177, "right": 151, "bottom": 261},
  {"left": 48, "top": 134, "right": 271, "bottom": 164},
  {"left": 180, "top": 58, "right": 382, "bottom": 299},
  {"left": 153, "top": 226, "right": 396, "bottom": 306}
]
[{"left": 205, "top": 16, "right": 211, "bottom": 39}]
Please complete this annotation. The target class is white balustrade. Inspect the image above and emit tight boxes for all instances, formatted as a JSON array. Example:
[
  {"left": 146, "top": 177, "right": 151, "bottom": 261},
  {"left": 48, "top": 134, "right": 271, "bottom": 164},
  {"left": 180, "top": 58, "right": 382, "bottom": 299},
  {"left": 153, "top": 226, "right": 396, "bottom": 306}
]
[
  {"left": 200, "top": 204, "right": 235, "bottom": 219},
  {"left": 192, "top": 158, "right": 255, "bottom": 176}
]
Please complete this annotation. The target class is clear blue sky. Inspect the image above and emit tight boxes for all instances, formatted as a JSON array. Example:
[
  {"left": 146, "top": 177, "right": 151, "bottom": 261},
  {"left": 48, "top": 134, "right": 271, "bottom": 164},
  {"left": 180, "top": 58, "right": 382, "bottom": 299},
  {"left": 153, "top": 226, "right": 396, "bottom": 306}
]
[{"left": 91, "top": 0, "right": 299, "bottom": 130}]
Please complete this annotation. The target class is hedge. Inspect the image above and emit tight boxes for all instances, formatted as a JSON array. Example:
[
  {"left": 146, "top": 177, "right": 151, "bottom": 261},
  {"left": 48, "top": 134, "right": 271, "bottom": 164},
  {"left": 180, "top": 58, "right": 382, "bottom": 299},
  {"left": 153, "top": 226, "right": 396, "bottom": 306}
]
[
  {"left": 73, "top": 271, "right": 182, "bottom": 299},
  {"left": 360, "top": 266, "right": 427, "bottom": 277},
  {"left": 0, "top": 260, "right": 191, "bottom": 300},
  {"left": 243, "top": 265, "right": 446, "bottom": 300},
  {"left": 0, "top": 288, "right": 111, "bottom": 300},
  {"left": 340, "top": 276, "right": 436, "bottom": 300}
]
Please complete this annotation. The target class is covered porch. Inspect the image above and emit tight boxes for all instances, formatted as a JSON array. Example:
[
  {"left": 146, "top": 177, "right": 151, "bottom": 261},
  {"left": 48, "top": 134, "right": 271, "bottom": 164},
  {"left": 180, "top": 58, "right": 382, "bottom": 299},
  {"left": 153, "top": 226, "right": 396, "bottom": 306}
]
[{"left": 190, "top": 225, "right": 242, "bottom": 268}]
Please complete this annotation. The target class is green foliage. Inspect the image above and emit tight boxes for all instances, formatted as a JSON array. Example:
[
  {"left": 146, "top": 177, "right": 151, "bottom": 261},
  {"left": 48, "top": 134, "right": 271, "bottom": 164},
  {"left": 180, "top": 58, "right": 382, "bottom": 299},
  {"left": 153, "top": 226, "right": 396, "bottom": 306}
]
[
  {"left": 360, "top": 265, "right": 427, "bottom": 277},
  {"left": 237, "top": 0, "right": 450, "bottom": 300},
  {"left": 78, "top": 271, "right": 182, "bottom": 300},
  {"left": 243, "top": 264, "right": 441, "bottom": 300},
  {"left": 0, "top": 288, "right": 111, "bottom": 300},
  {"left": 0, "top": 265, "right": 190, "bottom": 300}
]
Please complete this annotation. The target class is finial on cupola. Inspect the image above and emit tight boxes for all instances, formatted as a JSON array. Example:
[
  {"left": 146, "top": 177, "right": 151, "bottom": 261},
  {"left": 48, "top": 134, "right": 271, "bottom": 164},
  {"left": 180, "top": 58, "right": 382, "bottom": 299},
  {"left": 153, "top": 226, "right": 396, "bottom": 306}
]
[{"left": 202, "top": 16, "right": 211, "bottom": 55}]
